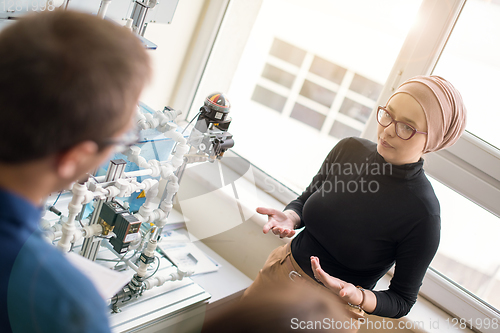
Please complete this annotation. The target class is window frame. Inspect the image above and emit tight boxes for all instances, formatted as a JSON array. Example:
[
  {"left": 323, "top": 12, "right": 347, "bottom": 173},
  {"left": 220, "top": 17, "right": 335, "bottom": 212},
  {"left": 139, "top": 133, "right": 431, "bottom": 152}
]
[
  {"left": 182, "top": 0, "right": 500, "bottom": 331},
  {"left": 184, "top": 0, "right": 264, "bottom": 120},
  {"left": 173, "top": 0, "right": 232, "bottom": 116}
]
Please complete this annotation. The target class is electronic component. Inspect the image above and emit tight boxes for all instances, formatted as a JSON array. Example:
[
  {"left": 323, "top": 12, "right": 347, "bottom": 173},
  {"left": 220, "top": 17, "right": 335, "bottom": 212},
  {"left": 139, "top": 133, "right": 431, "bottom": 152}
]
[
  {"left": 98, "top": 201, "right": 128, "bottom": 236},
  {"left": 196, "top": 92, "right": 232, "bottom": 133},
  {"left": 98, "top": 200, "right": 142, "bottom": 254},
  {"left": 110, "top": 212, "right": 142, "bottom": 254},
  {"left": 188, "top": 92, "right": 235, "bottom": 161}
]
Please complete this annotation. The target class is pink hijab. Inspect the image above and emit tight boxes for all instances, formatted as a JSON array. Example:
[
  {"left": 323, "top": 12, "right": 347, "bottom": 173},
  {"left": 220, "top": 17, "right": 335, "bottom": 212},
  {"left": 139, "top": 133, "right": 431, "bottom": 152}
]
[{"left": 388, "top": 75, "right": 467, "bottom": 153}]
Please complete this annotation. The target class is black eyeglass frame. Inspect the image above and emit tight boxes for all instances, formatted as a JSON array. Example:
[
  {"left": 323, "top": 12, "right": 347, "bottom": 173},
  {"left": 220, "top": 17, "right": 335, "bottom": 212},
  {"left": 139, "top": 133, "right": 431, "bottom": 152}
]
[
  {"left": 96, "top": 126, "right": 141, "bottom": 153},
  {"left": 376, "top": 106, "right": 427, "bottom": 140}
]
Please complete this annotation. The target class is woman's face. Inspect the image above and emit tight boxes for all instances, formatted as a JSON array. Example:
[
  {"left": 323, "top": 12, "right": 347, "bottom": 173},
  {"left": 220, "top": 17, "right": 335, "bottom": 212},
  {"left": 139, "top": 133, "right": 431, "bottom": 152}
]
[{"left": 377, "top": 93, "right": 428, "bottom": 165}]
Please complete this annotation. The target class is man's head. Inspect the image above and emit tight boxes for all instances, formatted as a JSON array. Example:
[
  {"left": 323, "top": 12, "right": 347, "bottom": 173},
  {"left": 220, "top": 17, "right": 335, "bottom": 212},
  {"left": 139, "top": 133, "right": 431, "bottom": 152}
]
[
  {"left": 202, "top": 280, "right": 354, "bottom": 333},
  {"left": 0, "top": 10, "right": 151, "bottom": 164}
]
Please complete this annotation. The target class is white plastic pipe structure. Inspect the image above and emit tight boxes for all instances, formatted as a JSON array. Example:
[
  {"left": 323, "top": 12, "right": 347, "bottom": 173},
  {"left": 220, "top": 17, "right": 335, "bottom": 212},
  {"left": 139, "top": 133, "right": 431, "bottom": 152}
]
[
  {"left": 41, "top": 217, "right": 63, "bottom": 233},
  {"left": 97, "top": 0, "right": 112, "bottom": 19},
  {"left": 57, "top": 183, "right": 95, "bottom": 252},
  {"left": 136, "top": 239, "right": 157, "bottom": 278},
  {"left": 93, "top": 169, "right": 153, "bottom": 183},
  {"left": 133, "top": 166, "right": 182, "bottom": 226},
  {"left": 137, "top": 181, "right": 160, "bottom": 223},
  {"left": 137, "top": 108, "right": 183, "bottom": 131},
  {"left": 164, "top": 129, "right": 189, "bottom": 169},
  {"left": 46, "top": 223, "right": 103, "bottom": 243},
  {"left": 124, "top": 18, "right": 134, "bottom": 31},
  {"left": 127, "top": 120, "right": 189, "bottom": 227},
  {"left": 157, "top": 174, "right": 179, "bottom": 229},
  {"left": 143, "top": 268, "right": 194, "bottom": 290},
  {"left": 89, "top": 176, "right": 157, "bottom": 200},
  {"left": 128, "top": 232, "right": 143, "bottom": 251},
  {"left": 56, "top": 108, "right": 191, "bottom": 270},
  {"left": 44, "top": 230, "right": 62, "bottom": 242},
  {"left": 72, "top": 223, "right": 104, "bottom": 244},
  {"left": 56, "top": 176, "right": 159, "bottom": 251}
]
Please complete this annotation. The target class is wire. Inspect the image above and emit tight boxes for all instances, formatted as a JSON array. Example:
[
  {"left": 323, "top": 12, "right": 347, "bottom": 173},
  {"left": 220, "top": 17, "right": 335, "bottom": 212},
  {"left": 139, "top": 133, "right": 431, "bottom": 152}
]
[
  {"left": 95, "top": 258, "right": 125, "bottom": 262},
  {"left": 95, "top": 250, "right": 136, "bottom": 263},
  {"left": 143, "top": 256, "right": 161, "bottom": 280},
  {"left": 113, "top": 249, "right": 136, "bottom": 269},
  {"left": 52, "top": 191, "right": 63, "bottom": 206},
  {"left": 171, "top": 111, "right": 201, "bottom": 154},
  {"left": 181, "top": 111, "right": 201, "bottom": 134},
  {"left": 87, "top": 173, "right": 99, "bottom": 182},
  {"left": 95, "top": 235, "right": 114, "bottom": 239}
]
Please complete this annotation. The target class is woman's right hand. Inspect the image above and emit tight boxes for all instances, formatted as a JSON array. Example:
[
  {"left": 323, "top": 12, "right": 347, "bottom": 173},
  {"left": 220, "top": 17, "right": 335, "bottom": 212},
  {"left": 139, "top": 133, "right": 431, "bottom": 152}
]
[{"left": 257, "top": 207, "right": 299, "bottom": 238}]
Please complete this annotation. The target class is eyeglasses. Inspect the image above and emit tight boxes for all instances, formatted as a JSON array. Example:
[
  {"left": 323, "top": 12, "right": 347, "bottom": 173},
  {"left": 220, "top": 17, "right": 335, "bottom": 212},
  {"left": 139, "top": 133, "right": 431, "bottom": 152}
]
[
  {"left": 377, "top": 106, "right": 427, "bottom": 140},
  {"left": 97, "top": 126, "right": 140, "bottom": 153}
]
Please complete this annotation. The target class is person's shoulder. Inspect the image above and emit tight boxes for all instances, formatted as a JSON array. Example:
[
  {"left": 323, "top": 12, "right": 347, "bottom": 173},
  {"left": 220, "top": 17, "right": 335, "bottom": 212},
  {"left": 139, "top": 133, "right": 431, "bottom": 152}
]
[
  {"left": 403, "top": 185, "right": 440, "bottom": 240},
  {"left": 412, "top": 213, "right": 441, "bottom": 246},
  {"left": 346, "top": 137, "right": 376, "bottom": 149},
  {"left": 9, "top": 233, "right": 111, "bottom": 332},
  {"left": 409, "top": 172, "right": 440, "bottom": 215},
  {"left": 328, "top": 137, "right": 376, "bottom": 161},
  {"left": 16, "top": 233, "right": 103, "bottom": 300},
  {"left": 334, "top": 137, "right": 375, "bottom": 152}
]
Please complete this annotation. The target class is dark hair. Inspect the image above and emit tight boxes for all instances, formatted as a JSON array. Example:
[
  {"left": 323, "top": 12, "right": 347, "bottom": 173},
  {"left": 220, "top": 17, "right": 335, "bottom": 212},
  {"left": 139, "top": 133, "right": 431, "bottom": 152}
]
[
  {"left": 0, "top": 10, "right": 151, "bottom": 163},
  {"left": 202, "top": 281, "right": 353, "bottom": 333}
]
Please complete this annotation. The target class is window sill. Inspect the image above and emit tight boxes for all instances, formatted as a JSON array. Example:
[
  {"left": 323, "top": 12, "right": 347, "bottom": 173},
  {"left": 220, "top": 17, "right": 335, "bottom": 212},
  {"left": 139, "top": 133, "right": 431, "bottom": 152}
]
[{"left": 374, "top": 274, "right": 473, "bottom": 333}]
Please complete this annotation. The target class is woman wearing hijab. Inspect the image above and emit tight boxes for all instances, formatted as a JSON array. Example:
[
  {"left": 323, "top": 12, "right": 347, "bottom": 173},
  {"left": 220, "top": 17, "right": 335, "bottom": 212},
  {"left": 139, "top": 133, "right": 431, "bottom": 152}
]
[{"left": 244, "top": 76, "right": 467, "bottom": 325}]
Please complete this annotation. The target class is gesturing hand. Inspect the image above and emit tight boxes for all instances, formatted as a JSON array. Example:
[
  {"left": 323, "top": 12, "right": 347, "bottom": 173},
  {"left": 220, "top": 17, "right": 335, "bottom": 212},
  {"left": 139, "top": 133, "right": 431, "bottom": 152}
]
[
  {"left": 311, "top": 256, "right": 363, "bottom": 306},
  {"left": 257, "top": 207, "right": 298, "bottom": 238}
]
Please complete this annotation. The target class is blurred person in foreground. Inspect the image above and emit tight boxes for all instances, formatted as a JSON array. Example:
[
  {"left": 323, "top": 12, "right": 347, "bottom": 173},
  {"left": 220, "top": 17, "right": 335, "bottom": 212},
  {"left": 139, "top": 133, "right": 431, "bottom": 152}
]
[
  {"left": 203, "top": 279, "right": 356, "bottom": 333},
  {"left": 0, "top": 10, "right": 151, "bottom": 333}
]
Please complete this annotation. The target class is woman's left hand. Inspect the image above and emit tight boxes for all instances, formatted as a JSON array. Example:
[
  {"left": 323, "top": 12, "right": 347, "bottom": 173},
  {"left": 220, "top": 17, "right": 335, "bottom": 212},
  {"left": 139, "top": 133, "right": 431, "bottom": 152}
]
[{"left": 311, "top": 256, "right": 363, "bottom": 306}]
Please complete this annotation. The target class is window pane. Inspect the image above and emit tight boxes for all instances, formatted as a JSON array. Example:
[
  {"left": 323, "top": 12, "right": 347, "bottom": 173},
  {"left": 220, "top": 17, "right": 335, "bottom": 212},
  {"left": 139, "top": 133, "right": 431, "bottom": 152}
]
[
  {"left": 309, "top": 56, "right": 346, "bottom": 84},
  {"left": 290, "top": 103, "right": 326, "bottom": 130},
  {"left": 329, "top": 121, "right": 361, "bottom": 139},
  {"left": 429, "top": 177, "right": 500, "bottom": 310},
  {"left": 228, "top": 0, "right": 422, "bottom": 192},
  {"left": 251, "top": 85, "right": 287, "bottom": 112},
  {"left": 433, "top": 0, "right": 500, "bottom": 150},
  {"left": 299, "top": 80, "right": 336, "bottom": 107},
  {"left": 339, "top": 98, "right": 372, "bottom": 123},
  {"left": 349, "top": 74, "right": 383, "bottom": 100},
  {"left": 269, "top": 38, "right": 306, "bottom": 67},
  {"left": 262, "top": 64, "right": 296, "bottom": 88}
]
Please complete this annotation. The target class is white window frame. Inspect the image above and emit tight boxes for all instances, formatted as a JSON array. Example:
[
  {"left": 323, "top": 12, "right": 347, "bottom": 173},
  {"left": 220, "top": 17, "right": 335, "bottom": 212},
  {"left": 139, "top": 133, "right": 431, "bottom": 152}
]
[
  {"left": 172, "top": 0, "right": 232, "bottom": 116},
  {"left": 182, "top": 0, "right": 500, "bottom": 331},
  {"left": 184, "top": 0, "right": 264, "bottom": 120}
]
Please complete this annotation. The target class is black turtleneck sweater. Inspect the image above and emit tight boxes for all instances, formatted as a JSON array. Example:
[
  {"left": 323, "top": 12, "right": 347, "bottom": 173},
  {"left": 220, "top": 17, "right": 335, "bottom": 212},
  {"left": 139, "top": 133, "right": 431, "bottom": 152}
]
[{"left": 286, "top": 137, "right": 440, "bottom": 318}]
